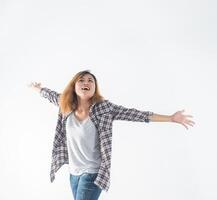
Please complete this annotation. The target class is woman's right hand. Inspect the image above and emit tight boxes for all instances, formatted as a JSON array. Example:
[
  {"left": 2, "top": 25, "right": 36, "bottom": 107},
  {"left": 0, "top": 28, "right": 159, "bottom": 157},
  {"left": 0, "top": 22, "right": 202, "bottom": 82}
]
[{"left": 27, "top": 82, "right": 42, "bottom": 92}]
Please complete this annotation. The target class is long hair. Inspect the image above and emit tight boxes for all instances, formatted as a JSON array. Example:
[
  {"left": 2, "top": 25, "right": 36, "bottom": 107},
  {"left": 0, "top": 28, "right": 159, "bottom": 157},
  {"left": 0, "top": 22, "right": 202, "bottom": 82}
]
[{"left": 59, "top": 70, "right": 104, "bottom": 115}]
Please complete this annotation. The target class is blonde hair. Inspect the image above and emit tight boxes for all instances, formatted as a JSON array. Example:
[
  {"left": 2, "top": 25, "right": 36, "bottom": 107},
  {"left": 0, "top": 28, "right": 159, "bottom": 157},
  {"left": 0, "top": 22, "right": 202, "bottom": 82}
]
[{"left": 59, "top": 70, "right": 104, "bottom": 115}]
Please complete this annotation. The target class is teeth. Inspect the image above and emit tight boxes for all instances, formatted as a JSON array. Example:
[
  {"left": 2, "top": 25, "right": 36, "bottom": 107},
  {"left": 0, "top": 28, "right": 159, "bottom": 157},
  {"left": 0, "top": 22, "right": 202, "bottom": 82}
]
[{"left": 82, "top": 87, "right": 89, "bottom": 90}]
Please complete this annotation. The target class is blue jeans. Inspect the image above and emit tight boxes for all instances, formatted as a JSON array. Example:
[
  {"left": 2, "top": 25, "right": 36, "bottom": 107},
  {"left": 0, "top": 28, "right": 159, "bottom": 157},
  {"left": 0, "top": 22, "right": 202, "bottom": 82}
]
[{"left": 69, "top": 173, "right": 102, "bottom": 200}]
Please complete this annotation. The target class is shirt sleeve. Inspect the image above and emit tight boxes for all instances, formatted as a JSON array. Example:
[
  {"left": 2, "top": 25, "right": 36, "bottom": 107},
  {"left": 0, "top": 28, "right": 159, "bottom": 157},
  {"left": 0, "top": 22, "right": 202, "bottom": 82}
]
[
  {"left": 109, "top": 101, "right": 154, "bottom": 123},
  {"left": 40, "top": 87, "right": 60, "bottom": 107}
]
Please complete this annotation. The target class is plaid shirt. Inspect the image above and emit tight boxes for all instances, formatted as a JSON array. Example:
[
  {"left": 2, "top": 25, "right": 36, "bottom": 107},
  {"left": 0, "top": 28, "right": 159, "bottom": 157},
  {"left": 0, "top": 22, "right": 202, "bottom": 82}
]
[{"left": 40, "top": 87, "right": 154, "bottom": 191}]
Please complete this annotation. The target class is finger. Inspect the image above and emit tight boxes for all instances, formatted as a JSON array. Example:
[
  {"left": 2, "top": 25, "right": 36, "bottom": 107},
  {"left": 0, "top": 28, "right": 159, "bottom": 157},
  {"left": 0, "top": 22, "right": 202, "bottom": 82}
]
[
  {"left": 185, "top": 115, "right": 193, "bottom": 118},
  {"left": 182, "top": 123, "right": 188, "bottom": 130},
  {"left": 186, "top": 120, "right": 195, "bottom": 125},
  {"left": 185, "top": 120, "right": 196, "bottom": 127},
  {"left": 185, "top": 119, "right": 194, "bottom": 123},
  {"left": 186, "top": 121, "right": 194, "bottom": 127}
]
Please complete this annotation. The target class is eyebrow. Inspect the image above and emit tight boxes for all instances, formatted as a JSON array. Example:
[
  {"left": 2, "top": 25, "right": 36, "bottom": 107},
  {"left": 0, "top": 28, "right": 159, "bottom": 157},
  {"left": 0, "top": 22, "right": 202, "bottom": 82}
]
[{"left": 79, "top": 77, "right": 94, "bottom": 80}]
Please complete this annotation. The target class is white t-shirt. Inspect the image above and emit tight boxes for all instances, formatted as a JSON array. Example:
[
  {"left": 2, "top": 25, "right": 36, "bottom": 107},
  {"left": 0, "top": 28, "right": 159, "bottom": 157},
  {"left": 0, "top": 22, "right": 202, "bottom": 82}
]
[{"left": 66, "top": 112, "right": 101, "bottom": 175}]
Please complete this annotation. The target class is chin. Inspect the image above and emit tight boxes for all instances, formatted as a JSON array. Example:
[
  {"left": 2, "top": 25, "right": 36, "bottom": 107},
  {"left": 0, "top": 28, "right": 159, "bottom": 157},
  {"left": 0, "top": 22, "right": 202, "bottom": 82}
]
[{"left": 79, "top": 95, "right": 93, "bottom": 100}]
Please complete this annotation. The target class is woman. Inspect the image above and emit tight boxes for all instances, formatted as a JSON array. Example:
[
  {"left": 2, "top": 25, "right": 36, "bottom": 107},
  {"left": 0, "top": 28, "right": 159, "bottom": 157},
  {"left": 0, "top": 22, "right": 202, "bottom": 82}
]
[{"left": 28, "top": 70, "right": 195, "bottom": 200}]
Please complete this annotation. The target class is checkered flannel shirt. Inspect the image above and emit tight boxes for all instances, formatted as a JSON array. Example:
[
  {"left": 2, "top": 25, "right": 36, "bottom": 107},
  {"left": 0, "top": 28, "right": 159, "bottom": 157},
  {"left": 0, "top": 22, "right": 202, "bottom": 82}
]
[{"left": 40, "top": 87, "right": 154, "bottom": 191}]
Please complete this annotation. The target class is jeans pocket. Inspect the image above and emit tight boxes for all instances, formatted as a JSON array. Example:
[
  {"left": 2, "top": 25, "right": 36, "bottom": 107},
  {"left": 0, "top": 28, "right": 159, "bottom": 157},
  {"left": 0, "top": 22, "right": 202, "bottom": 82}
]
[{"left": 83, "top": 173, "right": 98, "bottom": 182}]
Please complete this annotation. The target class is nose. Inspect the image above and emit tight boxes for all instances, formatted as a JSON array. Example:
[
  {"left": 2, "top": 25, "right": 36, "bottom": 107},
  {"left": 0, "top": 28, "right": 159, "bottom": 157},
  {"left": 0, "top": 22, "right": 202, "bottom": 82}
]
[{"left": 82, "top": 83, "right": 90, "bottom": 88}]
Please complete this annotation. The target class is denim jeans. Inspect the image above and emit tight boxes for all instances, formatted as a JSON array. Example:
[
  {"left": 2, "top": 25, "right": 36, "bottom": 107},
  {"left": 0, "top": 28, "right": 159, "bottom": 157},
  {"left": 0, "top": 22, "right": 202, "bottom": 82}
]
[{"left": 69, "top": 173, "right": 102, "bottom": 200}]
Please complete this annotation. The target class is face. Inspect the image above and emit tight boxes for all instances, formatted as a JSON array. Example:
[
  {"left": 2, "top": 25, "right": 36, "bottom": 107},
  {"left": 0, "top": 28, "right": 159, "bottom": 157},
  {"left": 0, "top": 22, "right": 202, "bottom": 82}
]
[{"left": 75, "top": 73, "right": 96, "bottom": 100}]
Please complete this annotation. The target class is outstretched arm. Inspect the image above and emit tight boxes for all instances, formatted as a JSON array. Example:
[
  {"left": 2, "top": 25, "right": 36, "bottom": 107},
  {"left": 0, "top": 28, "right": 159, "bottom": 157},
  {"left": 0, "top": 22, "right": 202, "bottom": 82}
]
[
  {"left": 110, "top": 101, "right": 154, "bottom": 123},
  {"left": 149, "top": 110, "right": 195, "bottom": 129},
  {"left": 28, "top": 82, "right": 60, "bottom": 106},
  {"left": 109, "top": 101, "right": 195, "bottom": 129}
]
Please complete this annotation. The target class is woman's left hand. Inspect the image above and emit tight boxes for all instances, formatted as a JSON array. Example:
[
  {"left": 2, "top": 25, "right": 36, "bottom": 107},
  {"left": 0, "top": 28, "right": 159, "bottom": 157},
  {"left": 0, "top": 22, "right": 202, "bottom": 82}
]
[{"left": 171, "top": 110, "right": 195, "bottom": 129}]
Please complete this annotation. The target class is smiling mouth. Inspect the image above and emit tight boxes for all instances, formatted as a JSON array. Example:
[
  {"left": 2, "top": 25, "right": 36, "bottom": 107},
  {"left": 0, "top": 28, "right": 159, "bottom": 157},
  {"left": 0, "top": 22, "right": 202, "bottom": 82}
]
[{"left": 81, "top": 87, "right": 90, "bottom": 91}]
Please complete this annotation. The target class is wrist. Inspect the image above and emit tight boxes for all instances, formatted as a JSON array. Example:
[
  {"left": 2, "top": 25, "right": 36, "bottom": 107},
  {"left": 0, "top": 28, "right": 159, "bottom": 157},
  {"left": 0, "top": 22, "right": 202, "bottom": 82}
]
[
  {"left": 35, "top": 87, "right": 42, "bottom": 92},
  {"left": 170, "top": 115, "right": 174, "bottom": 122}
]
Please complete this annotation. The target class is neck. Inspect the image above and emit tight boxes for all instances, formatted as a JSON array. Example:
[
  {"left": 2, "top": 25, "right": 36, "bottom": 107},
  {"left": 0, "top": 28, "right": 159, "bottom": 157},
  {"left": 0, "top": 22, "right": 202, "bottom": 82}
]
[{"left": 76, "top": 98, "right": 91, "bottom": 113}]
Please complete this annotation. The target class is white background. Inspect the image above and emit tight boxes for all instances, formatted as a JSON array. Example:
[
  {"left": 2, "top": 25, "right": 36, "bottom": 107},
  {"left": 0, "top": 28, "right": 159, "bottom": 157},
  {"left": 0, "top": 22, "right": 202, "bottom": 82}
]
[{"left": 0, "top": 0, "right": 217, "bottom": 199}]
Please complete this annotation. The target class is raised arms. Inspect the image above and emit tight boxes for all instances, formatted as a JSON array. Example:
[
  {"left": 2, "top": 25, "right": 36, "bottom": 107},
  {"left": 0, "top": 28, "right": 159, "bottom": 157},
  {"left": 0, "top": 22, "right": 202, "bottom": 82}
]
[
  {"left": 28, "top": 82, "right": 60, "bottom": 106},
  {"left": 109, "top": 101, "right": 195, "bottom": 130}
]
